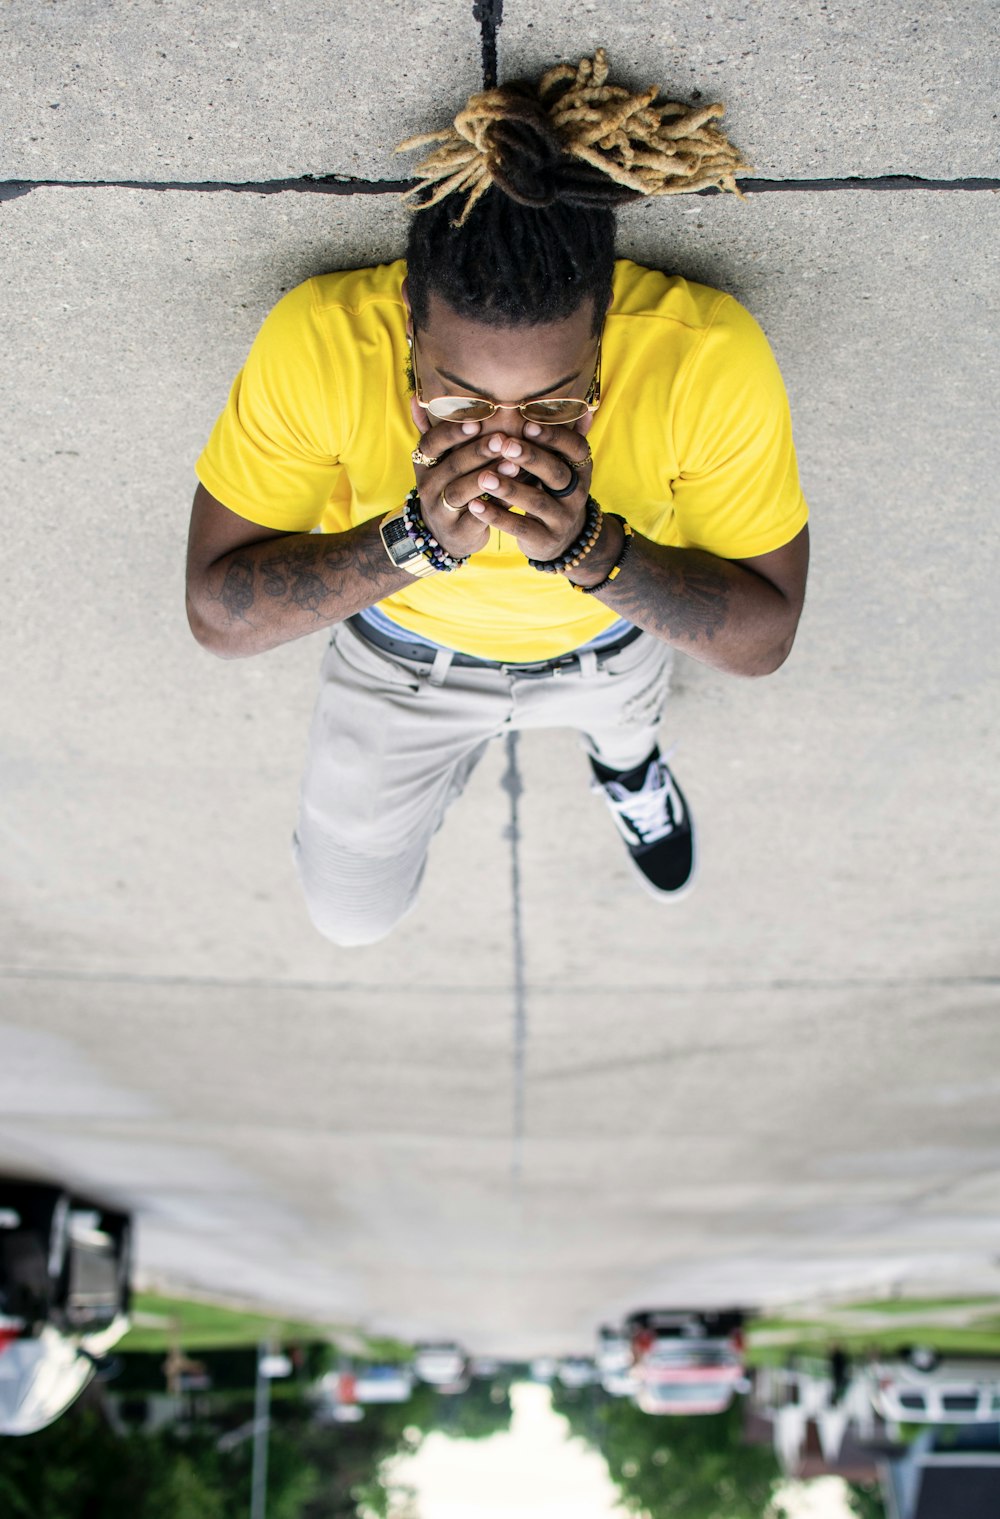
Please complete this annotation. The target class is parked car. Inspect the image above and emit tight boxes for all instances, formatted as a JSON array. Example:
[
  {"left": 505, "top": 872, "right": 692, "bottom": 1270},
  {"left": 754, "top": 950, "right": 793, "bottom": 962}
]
[
  {"left": 596, "top": 1325, "right": 633, "bottom": 1376},
  {"left": 350, "top": 1363, "right": 416, "bottom": 1404},
  {"left": 413, "top": 1341, "right": 470, "bottom": 1393},
  {"left": 600, "top": 1367, "right": 639, "bottom": 1398},
  {"left": 469, "top": 1355, "right": 503, "bottom": 1380},
  {"left": 869, "top": 1357, "right": 1000, "bottom": 1424},
  {"left": 625, "top": 1309, "right": 747, "bottom": 1416},
  {"left": 0, "top": 1180, "right": 132, "bottom": 1435},
  {"left": 557, "top": 1356, "right": 598, "bottom": 1390},
  {"left": 315, "top": 1369, "right": 368, "bottom": 1421}
]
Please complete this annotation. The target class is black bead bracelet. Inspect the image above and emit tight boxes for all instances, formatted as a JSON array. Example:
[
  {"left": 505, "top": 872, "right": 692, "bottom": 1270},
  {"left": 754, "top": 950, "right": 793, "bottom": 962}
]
[
  {"left": 527, "top": 495, "right": 604, "bottom": 575},
  {"left": 568, "top": 515, "right": 634, "bottom": 594}
]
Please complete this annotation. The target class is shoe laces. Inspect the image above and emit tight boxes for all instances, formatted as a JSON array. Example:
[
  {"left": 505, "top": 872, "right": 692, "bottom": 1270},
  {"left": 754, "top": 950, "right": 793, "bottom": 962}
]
[{"left": 593, "top": 749, "right": 684, "bottom": 847}]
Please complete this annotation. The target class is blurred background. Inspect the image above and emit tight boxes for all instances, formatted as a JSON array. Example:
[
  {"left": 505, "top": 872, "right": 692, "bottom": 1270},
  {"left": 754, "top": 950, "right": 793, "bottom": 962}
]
[{"left": 2, "top": 0, "right": 999, "bottom": 1514}]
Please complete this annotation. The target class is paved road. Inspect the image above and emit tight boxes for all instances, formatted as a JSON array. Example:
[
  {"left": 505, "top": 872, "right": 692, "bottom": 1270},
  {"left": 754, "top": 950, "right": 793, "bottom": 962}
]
[{"left": 2, "top": 1, "right": 999, "bottom": 1358}]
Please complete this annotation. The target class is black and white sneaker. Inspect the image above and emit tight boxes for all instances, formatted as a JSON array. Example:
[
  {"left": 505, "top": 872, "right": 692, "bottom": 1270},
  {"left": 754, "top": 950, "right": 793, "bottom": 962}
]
[{"left": 590, "top": 747, "right": 695, "bottom": 899}]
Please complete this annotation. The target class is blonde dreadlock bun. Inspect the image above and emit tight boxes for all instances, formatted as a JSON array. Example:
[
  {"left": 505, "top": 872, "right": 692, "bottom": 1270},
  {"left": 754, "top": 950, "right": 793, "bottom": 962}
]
[{"left": 397, "top": 47, "right": 752, "bottom": 225}]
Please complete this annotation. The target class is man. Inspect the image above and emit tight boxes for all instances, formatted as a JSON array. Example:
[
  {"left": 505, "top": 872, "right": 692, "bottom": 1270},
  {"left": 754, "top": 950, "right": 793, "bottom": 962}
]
[{"left": 186, "top": 58, "right": 809, "bottom": 946}]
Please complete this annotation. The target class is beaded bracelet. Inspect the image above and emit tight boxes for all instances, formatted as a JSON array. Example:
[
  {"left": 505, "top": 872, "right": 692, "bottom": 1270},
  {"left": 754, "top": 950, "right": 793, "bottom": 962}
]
[
  {"left": 570, "top": 515, "right": 634, "bottom": 595},
  {"left": 402, "top": 488, "right": 467, "bottom": 572},
  {"left": 527, "top": 495, "right": 604, "bottom": 575}
]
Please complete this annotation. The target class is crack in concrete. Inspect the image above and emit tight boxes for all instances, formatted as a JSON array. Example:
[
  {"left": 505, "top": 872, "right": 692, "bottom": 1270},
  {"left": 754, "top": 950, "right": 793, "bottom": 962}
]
[
  {"left": 3, "top": 173, "right": 996, "bottom": 207},
  {"left": 473, "top": 0, "right": 502, "bottom": 89},
  {"left": 0, "top": 174, "right": 415, "bottom": 205},
  {"left": 500, "top": 732, "right": 527, "bottom": 1183},
  {"left": 740, "top": 174, "right": 1000, "bottom": 193}
]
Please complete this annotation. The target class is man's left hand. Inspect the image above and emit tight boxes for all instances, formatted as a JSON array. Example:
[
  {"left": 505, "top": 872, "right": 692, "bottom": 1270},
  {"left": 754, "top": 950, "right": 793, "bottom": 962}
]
[{"left": 466, "top": 418, "right": 595, "bottom": 561}]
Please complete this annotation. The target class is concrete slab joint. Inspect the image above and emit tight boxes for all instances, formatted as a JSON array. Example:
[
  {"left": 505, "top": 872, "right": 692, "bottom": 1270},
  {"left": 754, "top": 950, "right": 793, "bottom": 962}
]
[{"left": 1, "top": 0, "right": 998, "bottom": 192}]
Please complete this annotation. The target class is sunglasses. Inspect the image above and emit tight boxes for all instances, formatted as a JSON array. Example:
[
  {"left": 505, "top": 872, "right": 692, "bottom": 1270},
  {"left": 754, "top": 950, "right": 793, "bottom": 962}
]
[{"left": 411, "top": 330, "right": 602, "bottom": 426}]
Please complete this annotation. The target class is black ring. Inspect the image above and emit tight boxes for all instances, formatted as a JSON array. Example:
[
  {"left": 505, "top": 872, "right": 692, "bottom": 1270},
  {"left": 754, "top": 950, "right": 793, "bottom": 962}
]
[{"left": 547, "top": 462, "right": 580, "bottom": 499}]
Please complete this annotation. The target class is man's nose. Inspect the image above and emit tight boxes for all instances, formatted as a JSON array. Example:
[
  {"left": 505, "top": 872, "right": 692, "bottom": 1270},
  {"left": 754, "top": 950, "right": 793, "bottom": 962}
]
[{"left": 480, "top": 407, "right": 525, "bottom": 441}]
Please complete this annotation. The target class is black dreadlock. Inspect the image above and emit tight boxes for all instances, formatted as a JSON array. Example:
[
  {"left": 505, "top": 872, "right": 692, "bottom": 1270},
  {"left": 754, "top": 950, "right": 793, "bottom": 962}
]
[
  {"left": 399, "top": 50, "right": 750, "bottom": 332},
  {"left": 405, "top": 189, "right": 616, "bottom": 334}
]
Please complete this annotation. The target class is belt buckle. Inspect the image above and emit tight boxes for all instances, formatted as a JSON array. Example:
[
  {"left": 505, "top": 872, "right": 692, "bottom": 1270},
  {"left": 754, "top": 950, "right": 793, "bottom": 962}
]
[
  {"left": 551, "top": 652, "right": 584, "bottom": 677},
  {"left": 504, "top": 655, "right": 577, "bottom": 681}
]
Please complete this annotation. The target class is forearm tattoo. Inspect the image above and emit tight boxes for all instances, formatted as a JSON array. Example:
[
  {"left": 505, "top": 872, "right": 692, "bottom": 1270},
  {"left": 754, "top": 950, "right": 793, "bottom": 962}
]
[
  {"left": 213, "top": 525, "right": 394, "bottom": 626},
  {"left": 258, "top": 543, "right": 333, "bottom": 615},
  {"left": 217, "top": 556, "right": 257, "bottom": 623},
  {"left": 600, "top": 536, "right": 732, "bottom": 645}
]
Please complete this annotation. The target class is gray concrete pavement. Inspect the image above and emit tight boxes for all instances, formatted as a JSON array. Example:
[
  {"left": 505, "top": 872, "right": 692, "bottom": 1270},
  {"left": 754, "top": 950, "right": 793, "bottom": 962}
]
[
  {"left": 4, "top": 973, "right": 1000, "bottom": 1355},
  {"left": 499, "top": 1, "right": 1000, "bottom": 178},
  {"left": 2, "top": 3, "right": 1000, "bottom": 1357},
  {"left": 1, "top": 0, "right": 482, "bottom": 181}
]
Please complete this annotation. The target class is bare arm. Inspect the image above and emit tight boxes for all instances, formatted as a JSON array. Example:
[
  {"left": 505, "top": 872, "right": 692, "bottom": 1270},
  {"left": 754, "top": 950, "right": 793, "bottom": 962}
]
[
  {"left": 567, "top": 520, "right": 810, "bottom": 677},
  {"left": 185, "top": 484, "right": 411, "bottom": 659}
]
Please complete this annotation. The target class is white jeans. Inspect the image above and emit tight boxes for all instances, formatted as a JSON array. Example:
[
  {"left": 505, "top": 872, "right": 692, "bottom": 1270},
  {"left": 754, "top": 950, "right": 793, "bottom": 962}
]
[{"left": 293, "top": 620, "right": 674, "bottom": 946}]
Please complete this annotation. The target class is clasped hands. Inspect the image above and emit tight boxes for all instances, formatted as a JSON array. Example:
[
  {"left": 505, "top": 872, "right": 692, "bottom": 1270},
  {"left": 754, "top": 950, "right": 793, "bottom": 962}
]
[{"left": 409, "top": 397, "right": 596, "bottom": 564}]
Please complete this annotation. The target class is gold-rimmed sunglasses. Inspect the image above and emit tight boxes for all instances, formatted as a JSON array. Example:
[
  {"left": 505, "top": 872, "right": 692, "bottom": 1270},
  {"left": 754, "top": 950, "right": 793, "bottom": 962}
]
[{"left": 410, "top": 330, "right": 602, "bottom": 426}]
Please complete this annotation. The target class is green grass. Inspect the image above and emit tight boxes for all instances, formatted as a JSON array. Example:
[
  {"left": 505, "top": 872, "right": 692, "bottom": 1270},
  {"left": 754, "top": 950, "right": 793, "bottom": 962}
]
[
  {"left": 120, "top": 1292, "right": 344, "bottom": 1353},
  {"left": 364, "top": 1335, "right": 416, "bottom": 1362},
  {"left": 835, "top": 1296, "right": 1000, "bottom": 1316},
  {"left": 747, "top": 1321, "right": 1000, "bottom": 1369},
  {"left": 751, "top": 1315, "right": 823, "bottom": 1335},
  {"left": 747, "top": 1294, "right": 1000, "bottom": 1367},
  {"left": 121, "top": 1292, "right": 414, "bottom": 1361}
]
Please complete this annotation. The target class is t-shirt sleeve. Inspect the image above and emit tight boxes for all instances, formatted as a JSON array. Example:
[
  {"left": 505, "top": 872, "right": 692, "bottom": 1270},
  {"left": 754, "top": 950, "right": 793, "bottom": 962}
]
[
  {"left": 195, "top": 281, "right": 341, "bottom": 532},
  {"left": 669, "top": 295, "right": 809, "bottom": 559}
]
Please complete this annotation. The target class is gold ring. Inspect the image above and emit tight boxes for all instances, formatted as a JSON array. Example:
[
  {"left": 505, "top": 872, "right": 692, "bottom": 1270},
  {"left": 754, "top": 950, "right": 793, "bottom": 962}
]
[
  {"left": 440, "top": 488, "right": 463, "bottom": 513},
  {"left": 412, "top": 446, "right": 441, "bottom": 468}
]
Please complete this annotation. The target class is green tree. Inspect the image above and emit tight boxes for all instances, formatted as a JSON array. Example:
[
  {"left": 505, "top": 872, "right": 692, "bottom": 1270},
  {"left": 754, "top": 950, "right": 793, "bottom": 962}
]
[
  {"left": 846, "top": 1481, "right": 886, "bottom": 1519},
  {"left": 0, "top": 1371, "right": 516, "bottom": 1519},
  {"left": 422, "top": 1380, "right": 513, "bottom": 1442},
  {"left": 0, "top": 1399, "right": 322, "bottom": 1519},
  {"left": 552, "top": 1386, "right": 783, "bottom": 1519},
  {"left": 138, "top": 1453, "right": 220, "bottom": 1519}
]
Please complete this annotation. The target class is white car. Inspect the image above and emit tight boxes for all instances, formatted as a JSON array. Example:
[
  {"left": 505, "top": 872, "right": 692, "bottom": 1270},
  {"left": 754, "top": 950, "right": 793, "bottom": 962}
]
[
  {"left": 596, "top": 1325, "right": 634, "bottom": 1376},
  {"left": 601, "top": 1367, "right": 638, "bottom": 1398},
  {"left": 557, "top": 1357, "right": 599, "bottom": 1389},
  {"left": 0, "top": 1317, "right": 131, "bottom": 1436},
  {"left": 469, "top": 1355, "right": 503, "bottom": 1380},
  {"left": 346, "top": 1364, "right": 416, "bottom": 1404},
  {"left": 413, "top": 1341, "right": 470, "bottom": 1393},
  {"left": 0, "top": 1181, "right": 132, "bottom": 1435},
  {"left": 316, "top": 1367, "right": 408, "bottom": 1420},
  {"left": 626, "top": 1309, "right": 747, "bottom": 1417},
  {"left": 870, "top": 1357, "right": 1000, "bottom": 1424}
]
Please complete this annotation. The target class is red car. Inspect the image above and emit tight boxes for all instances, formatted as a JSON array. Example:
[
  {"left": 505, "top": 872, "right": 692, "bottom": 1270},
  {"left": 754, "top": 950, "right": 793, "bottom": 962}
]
[{"left": 626, "top": 1310, "right": 748, "bottom": 1416}]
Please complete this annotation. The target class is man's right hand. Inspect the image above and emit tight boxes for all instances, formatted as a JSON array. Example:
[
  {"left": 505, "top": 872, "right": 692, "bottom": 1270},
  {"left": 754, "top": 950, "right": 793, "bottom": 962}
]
[
  {"left": 410, "top": 399, "right": 508, "bottom": 559},
  {"left": 410, "top": 398, "right": 596, "bottom": 565}
]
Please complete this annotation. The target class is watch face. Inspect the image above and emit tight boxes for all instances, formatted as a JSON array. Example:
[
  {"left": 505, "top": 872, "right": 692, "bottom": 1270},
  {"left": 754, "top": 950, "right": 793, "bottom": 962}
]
[{"left": 383, "top": 515, "right": 415, "bottom": 564}]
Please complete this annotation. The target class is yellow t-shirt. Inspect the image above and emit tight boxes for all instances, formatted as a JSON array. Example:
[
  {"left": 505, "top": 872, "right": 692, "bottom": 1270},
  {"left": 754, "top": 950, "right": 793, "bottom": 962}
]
[{"left": 196, "top": 258, "right": 808, "bottom": 662}]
